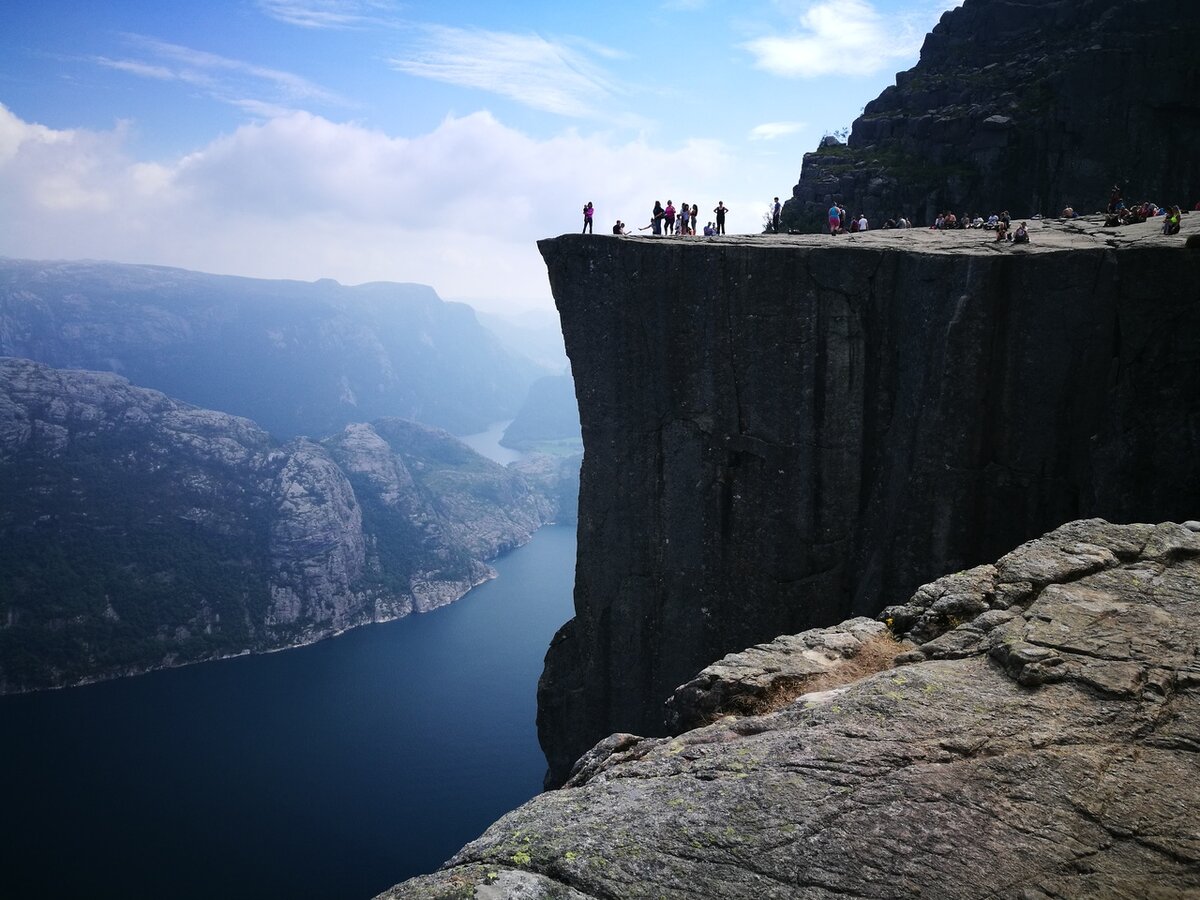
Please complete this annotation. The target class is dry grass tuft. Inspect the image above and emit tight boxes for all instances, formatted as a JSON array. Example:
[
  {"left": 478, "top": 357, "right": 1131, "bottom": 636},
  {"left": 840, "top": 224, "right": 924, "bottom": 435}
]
[{"left": 733, "top": 631, "right": 911, "bottom": 718}]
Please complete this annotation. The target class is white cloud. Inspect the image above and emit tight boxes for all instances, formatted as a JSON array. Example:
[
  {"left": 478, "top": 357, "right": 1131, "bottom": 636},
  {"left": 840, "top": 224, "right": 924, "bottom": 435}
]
[
  {"left": 92, "top": 35, "right": 348, "bottom": 117},
  {"left": 749, "top": 121, "right": 806, "bottom": 141},
  {"left": 256, "top": 0, "right": 401, "bottom": 29},
  {"left": 389, "top": 26, "right": 623, "bottom": 118},
  {"left": 0, "top": 103, "right": 763, "bottom": 311},
  {"left": 743, "top": 0, "right": 963, "bottom": 78}
]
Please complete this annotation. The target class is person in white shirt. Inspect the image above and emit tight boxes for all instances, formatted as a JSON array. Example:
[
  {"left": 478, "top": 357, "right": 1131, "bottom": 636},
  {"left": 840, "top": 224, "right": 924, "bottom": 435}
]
[{"left": 857, "top": 215, "right": 868, "bottom": 231}]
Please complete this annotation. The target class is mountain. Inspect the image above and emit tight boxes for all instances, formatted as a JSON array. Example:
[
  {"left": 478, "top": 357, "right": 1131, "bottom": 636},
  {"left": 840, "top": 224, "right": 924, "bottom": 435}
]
[
  {"left": 477, "top": 308, "right": 570, "bottom": 374},
  {"left": 380, "top": 519, "right": 1200, "bottom": 899},
  {"left": 500, "top": 374, "right": 582, "bottom": 452},
  {"left": 536, "top": 216, "right": 1200, "bottom": 786},
  {"left": 0, "top": 358, "right": 551, "bottom": 693},
  {"left": 783, "top": 0, "right": 1200, "bottom": 229},
  {"left": 0, "top": 258, "right": 543, "bottom": 439}
]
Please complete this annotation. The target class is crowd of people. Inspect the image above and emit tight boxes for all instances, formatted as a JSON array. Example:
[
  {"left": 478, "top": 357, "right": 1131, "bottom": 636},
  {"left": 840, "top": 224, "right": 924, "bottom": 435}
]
[
  {"left": 626, "top": 200, "right": 733, "bottom": 236},
  {"left": 1096, "top": 187, "right": 1185, "bottom": 234},
  {"left": 583, "top": 185, "right": 1194, "bottom": 239}
]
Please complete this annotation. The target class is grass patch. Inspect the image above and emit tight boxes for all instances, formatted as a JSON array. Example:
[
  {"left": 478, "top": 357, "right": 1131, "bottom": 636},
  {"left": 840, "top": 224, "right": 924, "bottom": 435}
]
[{"left": 730, "top": 631, "right": 910, "bottom": 718}]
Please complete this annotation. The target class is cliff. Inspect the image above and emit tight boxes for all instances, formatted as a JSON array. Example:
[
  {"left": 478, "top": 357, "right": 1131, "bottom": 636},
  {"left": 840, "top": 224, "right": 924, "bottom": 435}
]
[
  {"left": 783, "top": 0, "right": 1200, "bottom": 230},
  {"left": 0, "top": 359, "right": 550, "bottom": 692},
  {"left": 536, "top": 215, "right": 1200, "bottom": 786},
  {"left": 379, "top": 519, "right": 1200, "bottom": 899}
]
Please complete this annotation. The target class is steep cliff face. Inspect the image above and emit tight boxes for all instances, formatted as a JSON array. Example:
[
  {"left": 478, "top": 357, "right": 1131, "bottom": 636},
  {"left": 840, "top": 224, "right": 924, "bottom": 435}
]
[
  {"left": 0, "top": 359, "right": 550, "bottom": 692},
  {"left": 536, "top": 217, "right": 1200, "bottom": 785},
  {"left": 381, "top": 519, "right": 1200, "bottom": 900},
  {"left": 784, "top": 0, "right": 1200, "bottom": 229}
]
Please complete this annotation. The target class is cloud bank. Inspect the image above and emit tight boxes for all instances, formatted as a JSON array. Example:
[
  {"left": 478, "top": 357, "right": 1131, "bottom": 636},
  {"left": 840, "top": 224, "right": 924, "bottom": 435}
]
[{"left": 0, "top": 103, "right": 748, "bottom": 310}]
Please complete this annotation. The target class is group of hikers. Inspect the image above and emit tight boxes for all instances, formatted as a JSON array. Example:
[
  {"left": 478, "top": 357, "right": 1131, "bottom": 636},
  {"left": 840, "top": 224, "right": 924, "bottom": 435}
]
[
  {"left": 1094, "top": 187, "right": 1186, "bottom": 233},
  {"left": 639, "top": 200, "right": 730, "bottom": 236},
  {"left": 826, "top": 204, "right": 899, "bottom": 234},
  {"left": 585, "top": 200, "right": 732, "bottom": 236},
  {"left": 584, "top": 184, "right": 1193, "bottom": 239}
]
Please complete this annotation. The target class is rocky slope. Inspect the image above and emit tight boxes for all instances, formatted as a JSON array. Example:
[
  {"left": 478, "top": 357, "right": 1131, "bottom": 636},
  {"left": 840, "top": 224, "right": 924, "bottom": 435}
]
[
  {"left": 536, "top": 215, "right": 1200, "bottom": 786},
  {"left": 379, "top": 518, "right": 1200, "bottom": 899},
  {"left": 0, "top": 359, "right": 550, "bottom": 693},
  {"left": 0, "top": 258, "right": 542, "bottom": 438},
  {"left": 783, "top": 0, "right": 1200, "bottom": 230}
]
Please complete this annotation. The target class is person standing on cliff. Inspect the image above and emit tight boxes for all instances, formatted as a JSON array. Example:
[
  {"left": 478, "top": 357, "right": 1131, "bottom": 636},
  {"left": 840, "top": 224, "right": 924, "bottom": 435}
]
[
  {"left": 772, "top": 197, "right": 781, "bottom": 233},
  {"left": 1108, "top": 184, "right": 1123, "bottom": 214},
  {"left": 650, "top": 200, "right": 664, "bottom": 235},
  {"left": 714, "top": 201, "right": 728, "bottom": 234},
  {"left": 828, "top": 203, "right": 841, "bottom": 235},
  {"left": 582, "top": 202, "right": 594, "bottom": 234},
  {"left": 664, "top": 200, "right": 676, "bottom": 235}
]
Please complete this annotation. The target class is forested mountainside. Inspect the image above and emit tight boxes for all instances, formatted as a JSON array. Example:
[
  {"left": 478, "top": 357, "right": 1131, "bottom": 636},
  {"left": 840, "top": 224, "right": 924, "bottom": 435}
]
[{"left": 0, "top": 358, "right": 551, "bottom": 693}]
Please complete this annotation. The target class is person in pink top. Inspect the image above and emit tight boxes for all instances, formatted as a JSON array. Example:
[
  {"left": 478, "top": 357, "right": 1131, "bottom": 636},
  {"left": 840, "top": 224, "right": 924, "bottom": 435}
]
[{"left": 663, "top": 200, "right": 676, "bottom": 234}]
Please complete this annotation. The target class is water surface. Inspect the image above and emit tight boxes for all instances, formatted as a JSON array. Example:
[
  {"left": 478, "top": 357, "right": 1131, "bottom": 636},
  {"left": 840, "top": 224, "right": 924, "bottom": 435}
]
[{"left": 0, "top": 525, "right": 577, "bottom": 900}]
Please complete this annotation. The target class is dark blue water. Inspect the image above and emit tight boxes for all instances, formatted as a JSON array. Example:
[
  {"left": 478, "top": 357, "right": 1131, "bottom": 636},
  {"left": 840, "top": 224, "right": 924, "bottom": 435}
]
[{"left": 0, "top": 524, "right": 576, "bottom": 900}]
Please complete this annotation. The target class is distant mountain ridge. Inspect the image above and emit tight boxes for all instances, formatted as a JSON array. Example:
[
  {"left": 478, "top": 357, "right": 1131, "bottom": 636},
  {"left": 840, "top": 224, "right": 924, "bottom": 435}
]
[
  {"left": 0, "top": 258, "right": 543, "bottom": 438},
  {"left": 0, "top": 358, "right": 551, "bottom": 693}
]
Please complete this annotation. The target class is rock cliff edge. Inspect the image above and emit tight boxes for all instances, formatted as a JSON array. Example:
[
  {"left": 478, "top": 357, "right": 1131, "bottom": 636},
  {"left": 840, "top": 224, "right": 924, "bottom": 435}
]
[{"left": 537, "top": 216, "right": 1200, "bottom": 786}]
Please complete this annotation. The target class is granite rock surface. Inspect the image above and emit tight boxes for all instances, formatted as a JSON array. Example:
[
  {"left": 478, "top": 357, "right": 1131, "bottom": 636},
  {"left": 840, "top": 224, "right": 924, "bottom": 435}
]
[{"left": 379, "top": 519, "right": 1200, "bottom": 900}]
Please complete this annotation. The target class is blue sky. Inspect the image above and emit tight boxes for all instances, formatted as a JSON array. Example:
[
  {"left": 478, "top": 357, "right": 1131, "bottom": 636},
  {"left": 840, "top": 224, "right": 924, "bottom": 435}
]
[{"left": 1, "top": 0, "right": 961, "bottom": 311}]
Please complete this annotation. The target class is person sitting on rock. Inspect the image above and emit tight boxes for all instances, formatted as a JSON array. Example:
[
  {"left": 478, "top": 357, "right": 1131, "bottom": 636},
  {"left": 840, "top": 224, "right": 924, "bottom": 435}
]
[
  {"left": 986, "top": 213, "right": 1000, "bottom": 229},
  {"left": 933, "top": 213, "right": 945, "bottom": 230},
  {"left": 1060, "top": 206, "right": 1075, "bottom": 218},
  {"left": 995, "top": 220, "right": 1010, "bottom": 241},
  {"left": 1012, "top": 222, "right": 1029, "bottom": 244},
  {"left": 703, "top": 222, "right": 716, "bottom": 236},
  {"left": 1163, "top": 206, "right": 1182, "bottom": 235}
]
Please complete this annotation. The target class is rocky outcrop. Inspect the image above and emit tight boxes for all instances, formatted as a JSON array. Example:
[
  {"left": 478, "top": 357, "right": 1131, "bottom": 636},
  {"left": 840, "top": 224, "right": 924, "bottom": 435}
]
[
  {"left": 378, "top": 519, "right": 1200, "bottom": 899},
  {"left": 536, "top": 216, "right": 1200, "bottom": 786},
  {"left": 0, "top": 359, "right": 551, "bottom": 692},
  {"left": 0, "top": 258, "right": 542, "bottom": 437},
  {"left": 783, "top": 0, "right": 1200, "bottom": 230}
]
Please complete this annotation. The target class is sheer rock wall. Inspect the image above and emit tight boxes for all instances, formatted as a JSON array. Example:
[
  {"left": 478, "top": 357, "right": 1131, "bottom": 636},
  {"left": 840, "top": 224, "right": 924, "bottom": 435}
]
[{"left": 536, "top": 218, "right": 1200, "bottom": 786}]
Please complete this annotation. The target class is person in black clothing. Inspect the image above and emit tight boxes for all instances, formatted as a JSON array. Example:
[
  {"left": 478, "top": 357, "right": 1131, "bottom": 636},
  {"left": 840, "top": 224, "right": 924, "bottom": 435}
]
[
  {"left": 714, "top": 201, "right": 728, "bottom": 234},
  {"left": 771, "top": 197, "right": 781, "bottom": 233}
]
